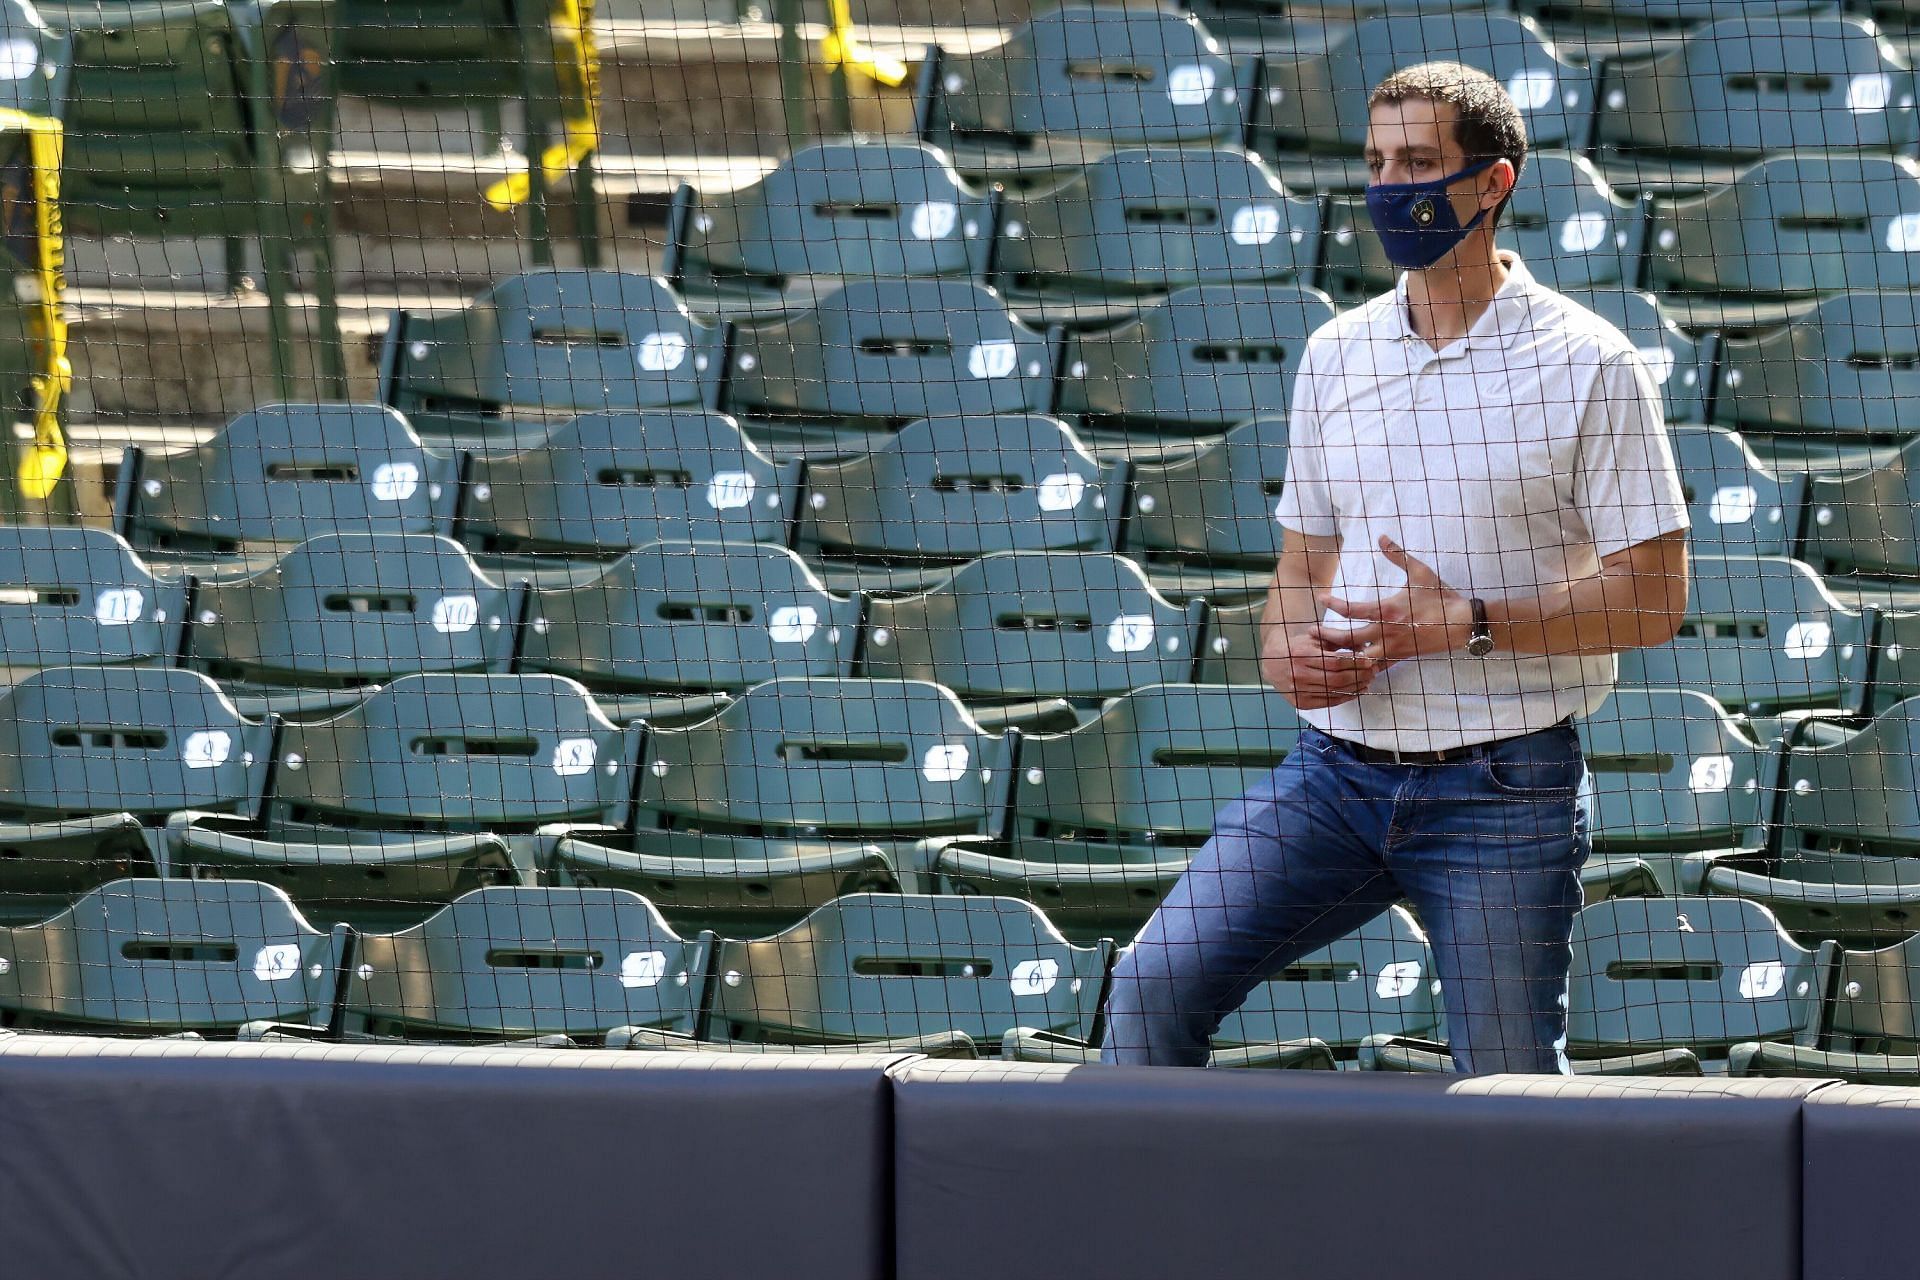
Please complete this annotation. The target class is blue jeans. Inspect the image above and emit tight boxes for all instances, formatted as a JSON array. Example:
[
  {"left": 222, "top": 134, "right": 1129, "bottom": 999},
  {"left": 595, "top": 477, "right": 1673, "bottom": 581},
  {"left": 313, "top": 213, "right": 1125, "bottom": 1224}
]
[{"left": 1101, "top": 722, "right": 1590, "bottom": 1072}]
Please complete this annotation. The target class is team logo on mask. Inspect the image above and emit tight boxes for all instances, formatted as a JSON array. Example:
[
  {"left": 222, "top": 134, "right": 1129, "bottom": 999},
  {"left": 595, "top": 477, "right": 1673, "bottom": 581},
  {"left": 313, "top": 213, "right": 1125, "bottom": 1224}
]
[{"left": 1411, "top": 198, "right": 1436, "bottom": 228}]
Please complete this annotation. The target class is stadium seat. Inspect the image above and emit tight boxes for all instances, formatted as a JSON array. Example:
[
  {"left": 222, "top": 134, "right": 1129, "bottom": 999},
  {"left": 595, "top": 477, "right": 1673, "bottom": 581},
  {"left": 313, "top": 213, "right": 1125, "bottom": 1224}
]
[
  {"left": 1512, "top": 0, "right": 1834, "bottom": 30},
  {"left": 1566, "top": 895, "right": 1832, "bottom": 1061},
  {"left": 183, "top": 533, "right": 524, "bottom": 720},
  {"left": 337, "top": 886, "right": 711, "bottom": 1044},
  {"left": 999, "top": 1025, "right": 1336, "bottom": 1069},
  {"left": 664, "top": 140, "right": 998, "bottom": 317},
  {"left": 989, "top": 148, "right": 1322, "bottom": 322},
  {"left": 1776, "top": 696, "right": 1920, "bottom": 860},
  {"left": 1617, "top": 554, "right": 1873, "bottom": 714},
  {"left": 1668, "top": 425, "right": 1808, "bottom": 559},
  {"left": 1321, "top": 151, "right": 1646, "bottom": 296},
  {"left": 1559, "top": 288, "right": 1708, "bottom": 423},
  {"left": 166, "top": 673, "right": 639, "bottom": 926},
  {"left": 0, "top": 665, "right": 271, "bottom": 913},
  {"left": 719, "top": 280, "right": 1060, "bottom": 454},
  {"left": 933, "top": 682, "right": 1302, "bottom": 941},
  {"left": 914, "top": 5, "right": 1258, "bottom": 178},
  {"left": 1733, "top": 927, "right": 1920, "bottom": 1079},
  {"left": 1796, "top": 434, "right": 1920, "bottom": 578},
  {"left": 381, "top": 271, "right": 724, "bottom": 442},
  {"left": 1252, "top": 13, "right": 1596, "bottom": 190},
  {"left": 1576, "top": 687, "right": 1776, "bottom": 852},
  {"left": 1691, "top": 846, "right": 1920, "bottom": 948},
  {"left": 791, "top": 415, "right": 1123, "bottom": 586},
  {"left": 0, "top": 877, "right": 346, "bottom": 1035},
  {"left": 1053, "top": 283, "right": 1336, "bottom": 437},
  {"left": 113, "top": 404, "right": 460, "bottom": 569},
  {"left": 547, "top": 678, "right": 1007, "bottom": 934},
  {"left": 456, "top": 410, "right": 797, "bottom": 560},
  {"left": 859, "top": 551, "right": 1207, "bottom": 731},
  {"left": 46, "top": 0, "right": 345, "bottom": 396},
  {"left": 515, "top": 541, "right": 862, "bottom": 725},
  {"left": 1707, "top": 291, "right": 1920, "bottom": 438},
  {"left": 699, "top": 893, "right": 1109, "bottom": 1051},
  {"left": 1591, "top": 15, "right": 1918, "bottom": 192},
  {"left": 1122, "top": 413, "right": 1288, "bottom": 601},
  {"left": 0, "top": 526, "right": 187, "bottom": 684}
]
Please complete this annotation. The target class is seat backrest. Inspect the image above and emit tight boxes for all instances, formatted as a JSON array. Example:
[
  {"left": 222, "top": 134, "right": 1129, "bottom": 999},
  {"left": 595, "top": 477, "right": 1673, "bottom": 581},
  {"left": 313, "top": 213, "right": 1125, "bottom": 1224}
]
[
  {"left": 1257, "top": 13, "right": 1593, "bottom": 156},
  {"left": 1567, "top": 896, "right": 1823, "bottom": 1052},
  {"left": 1559, "top": 289, "right": 1707, "bottom": 423},
  {"left": 1055, "top": 283, "right": 1335, "bottom": 431},
  {"left": 1124, "top": 413, "right": 1289, "bottom": 565},
  {"left": 1617, "top": 554, "right": 1869, "bottom": 714},
  {"left": 518, "top": 541, "right": 860, "bottom": 694},
  {"left": 674, "top": 141, "right": 996, "bottom": 285},
  {"left": 924, "top": 5, "right": 1250, "bottom": 148},
  {"left": 460, "top": 409, "right": 791, "bottom": 556},
  {"left": 992, "top": 148, "right": 1320, "bottom": 297},
  {"left": 1213, "top": 906, "right": 1443, "bottom": 1050},
  {"left": 187, "top": 533, "right": 521, "bottom": 689},
  {"left": 708, "top": 892, "right": 1108, "bottom": 1044},
  {"left": 1012, "top": 682, "right": 1303, "bottom": 844},
  {"left": 1646, "top": 155, "right": 1920, "bottom": 295},
  {"left": 724, "top": 279, "right": 1057, "bottom": 424},
  {"left": 1595, "top": 15, "right": 1918, "bottom": 159},
  {"left": 794, "top": 414, "right": 1115, "bottom": 562},
  {"left": 1830, "top": 931, "right": 1920, "bottom": 1043},
  {"left": 862, "top": 552, "right": 1202, "bottom": 702},
  {"left": 1668, "top": 425, "right": 1805, "bottom": 559},
  {"left": 1514, "top": 0, "right": 1833, "bottom": 24},
  {"left": 1799, "top": 436, "right": 1920, "bottom": 577},
  {"left": 632, "top": 677, "right": 1007, "bottom": 837},
  {"left": 0, "top": 665, "right": 270, "bottom": 820},
  {"left": 0, "top": 526, "right": 186, "bottom": 678},
  {"left": 1711, "top": 290, "right": 1920, "bottom": 437},
  {"left": 1576, "top": 688, "right": 1772, "bottom": 849},
  {"left": 0, "top": 877, "right": 341, "bottom": 1032},
  {"left": 385, "top": 271, "right": 719, "bottom": 429},
  {"left": 1779, "top": 697, "right": 1920, "bottom": 856},
  {"left": 267, "top": 673, "right": 634, "bottom": 830},
  {"left": 116, "top": 404, "right": 459, "bottom": 556},
  {"left": 344, "top": 886, "right": 709, "bottom": 1039}
]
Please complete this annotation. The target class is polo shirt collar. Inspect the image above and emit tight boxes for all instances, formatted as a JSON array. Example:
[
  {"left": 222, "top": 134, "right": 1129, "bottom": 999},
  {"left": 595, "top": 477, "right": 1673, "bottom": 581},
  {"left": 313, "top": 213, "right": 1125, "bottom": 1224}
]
[{"left": 1392, "top": 251, "right": 1536, "bottom": 354}]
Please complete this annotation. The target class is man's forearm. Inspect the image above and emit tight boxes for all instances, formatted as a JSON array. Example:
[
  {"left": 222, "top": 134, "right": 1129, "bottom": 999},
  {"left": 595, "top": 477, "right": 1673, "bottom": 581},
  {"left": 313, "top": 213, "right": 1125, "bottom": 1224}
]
[{"left": 1484, "top": 555, "right": 1687, "bottom": 657}]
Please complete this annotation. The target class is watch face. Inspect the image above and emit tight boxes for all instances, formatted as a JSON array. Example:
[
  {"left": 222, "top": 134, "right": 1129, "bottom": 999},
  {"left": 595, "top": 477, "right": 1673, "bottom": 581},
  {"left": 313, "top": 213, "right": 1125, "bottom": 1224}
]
[{"left": 1467, "top": 634, "right": 1496, "bottom": 658}]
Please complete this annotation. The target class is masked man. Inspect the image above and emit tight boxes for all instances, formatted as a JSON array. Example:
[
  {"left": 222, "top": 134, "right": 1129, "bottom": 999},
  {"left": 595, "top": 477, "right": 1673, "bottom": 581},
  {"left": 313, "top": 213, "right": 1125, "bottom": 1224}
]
[{"left": 1101, "top": 62, "right": 1691, "bottom": 1072}]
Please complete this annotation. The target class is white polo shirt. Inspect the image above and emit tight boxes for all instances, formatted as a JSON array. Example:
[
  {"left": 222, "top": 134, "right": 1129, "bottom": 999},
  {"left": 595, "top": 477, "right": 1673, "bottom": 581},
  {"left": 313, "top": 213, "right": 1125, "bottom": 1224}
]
[{"left": 1274, "top": 253, "right": 1690, "bottom": 752}]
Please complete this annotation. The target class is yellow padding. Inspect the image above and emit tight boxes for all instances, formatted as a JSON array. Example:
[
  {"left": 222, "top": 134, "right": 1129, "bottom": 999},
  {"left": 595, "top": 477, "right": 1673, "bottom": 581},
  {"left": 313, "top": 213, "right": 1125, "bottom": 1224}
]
[
  {"left": 0, "top": 109, "right": 66, "bottom": 500},
  {"left": 484, "top": 0, "right": 602, "bottom": 212},
  {"left": 822, "top": 0, "right": 908, "bottom": 87}
]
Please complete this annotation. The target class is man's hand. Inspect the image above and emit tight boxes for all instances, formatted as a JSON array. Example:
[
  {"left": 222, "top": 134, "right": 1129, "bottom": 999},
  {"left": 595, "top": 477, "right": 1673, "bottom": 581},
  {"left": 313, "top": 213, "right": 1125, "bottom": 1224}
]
[
  {"left": 1326, "top": 535, "right": 1475, "bottom": 666},
  {"left": 1262, "top": 625, "right": 1380, "bottom": 710}
]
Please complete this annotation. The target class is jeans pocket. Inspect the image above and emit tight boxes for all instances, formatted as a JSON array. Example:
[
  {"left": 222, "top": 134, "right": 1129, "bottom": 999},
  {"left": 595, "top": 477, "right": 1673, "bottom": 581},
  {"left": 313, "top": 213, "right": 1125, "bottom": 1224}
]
[{"left": 1482, "top": 752, "right": 1584, "bottom": 799}]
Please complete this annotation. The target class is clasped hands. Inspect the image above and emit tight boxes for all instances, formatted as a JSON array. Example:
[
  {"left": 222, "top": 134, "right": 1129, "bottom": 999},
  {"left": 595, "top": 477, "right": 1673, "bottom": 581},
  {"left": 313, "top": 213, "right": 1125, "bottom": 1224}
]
[{"left": 1267, "top": 536, "right": 1476, "bottom": 711}]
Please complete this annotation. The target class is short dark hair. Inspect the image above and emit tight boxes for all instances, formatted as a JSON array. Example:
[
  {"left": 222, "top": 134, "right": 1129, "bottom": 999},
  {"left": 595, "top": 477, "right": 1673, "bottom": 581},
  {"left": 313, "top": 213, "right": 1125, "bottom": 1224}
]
[{"left": 1368, "top": 61, "right": 1529, "bottom": 228}]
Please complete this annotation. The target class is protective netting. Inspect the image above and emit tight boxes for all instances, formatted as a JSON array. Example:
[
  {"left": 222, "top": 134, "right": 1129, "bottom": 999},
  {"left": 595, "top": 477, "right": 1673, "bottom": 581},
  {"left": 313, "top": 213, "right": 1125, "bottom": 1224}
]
[{"left": 0, "top": 0, "right": 1912, "bottom": 1079}]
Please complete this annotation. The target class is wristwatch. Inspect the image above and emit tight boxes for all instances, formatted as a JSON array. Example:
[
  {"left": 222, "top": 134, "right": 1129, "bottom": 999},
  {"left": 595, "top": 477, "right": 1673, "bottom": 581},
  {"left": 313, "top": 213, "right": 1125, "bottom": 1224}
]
[{"left": 1465, "top": 598, "right": 1495, "bottom": 658}]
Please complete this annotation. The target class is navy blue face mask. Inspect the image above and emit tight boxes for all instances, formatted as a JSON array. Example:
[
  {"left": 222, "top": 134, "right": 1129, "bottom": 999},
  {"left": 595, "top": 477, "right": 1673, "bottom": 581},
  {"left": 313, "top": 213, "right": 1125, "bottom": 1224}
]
[{"left": 1364, "top": 158, "right": 1499, "bottom": 271}]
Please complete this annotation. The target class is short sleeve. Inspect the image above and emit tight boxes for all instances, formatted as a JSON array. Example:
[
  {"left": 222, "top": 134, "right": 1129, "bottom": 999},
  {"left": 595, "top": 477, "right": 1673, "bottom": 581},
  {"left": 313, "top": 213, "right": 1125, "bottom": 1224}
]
[
  {"left": 1273, "top": 340, "right": 1337, "bottom": 538},
  {"left": 1573, "top": 350, "right": 1691, "bottom": 559}
]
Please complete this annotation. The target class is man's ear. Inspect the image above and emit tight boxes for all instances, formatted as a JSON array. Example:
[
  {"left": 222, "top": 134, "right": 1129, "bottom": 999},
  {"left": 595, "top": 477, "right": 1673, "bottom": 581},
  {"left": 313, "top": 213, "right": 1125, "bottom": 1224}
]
[{"left": 1481, "top": 159, "right": 1517, "bottom": 211}]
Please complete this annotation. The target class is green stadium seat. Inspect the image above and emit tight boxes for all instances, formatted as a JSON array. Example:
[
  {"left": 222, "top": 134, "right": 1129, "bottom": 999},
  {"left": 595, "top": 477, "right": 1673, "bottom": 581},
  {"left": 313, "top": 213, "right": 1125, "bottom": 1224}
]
[
  {"left": 1732, "top": 928, "right": 1920, "bottom": 1079},
  {"left": 338, "top": 886, "right": 710, "bottom": 1044},
  {"left": 166, "top": 673, "right": 637, "bottom": 926},
  {"left": 457, "top": 410, "right": 796, "bottom": 560},
  {"left": 791, "top": 415, "right": 1122, "bottom": 586},
  {"left": 1797, "top": 434, "right": 1920, "bottom": 578},
  {"left": 1577, "top": 687, "right": 1776, "bottom": 852},
  {"left": 183, "top": 533, "right": 523, "bottom": 720},
  {"left": 719, "top": 280, "right": 1059, "bottom": 453},
  {"left": 1776, "top": 696, "right": 1920, "bottom": 859},
  {"left": 1122, "top": 413, "right": 1288, "bottom": 602},
  {"left": 914, "top": 6, "right": 1258, "bottom": 178},
  {"left": 1617, "top": 554, "right": 1873, "bottom": 714},
  {"left": 113, "top": 404, "right": 460, "bottom": 569},
  {"left": 1690, "top": 846, "right": 1920, "bottom": 948},
  {"left": 1053, "top": 283, "right": 1335, "bottom": 437},
  {"left": 0, "top": 877, "right": 346, "bottom": 1035},
  {"left": 46, "top": 0, "right": 344, "bottom": 396},
  {"left": 1321, "top": 151, "right": 1645, "bottom": 296},
  {"left": 381, "top": 271, "right": 724, "bottom": 443},
  {"left": 547, "top": 677, "right": 1005, "bottom": 935},
  {"left": 999, "top": 1025, "right": 1336, "bottom": 1069},
  {"left": 1669, "top": 425, "right": 1807, "bottom": 558},
  {"left": 700, "top": 893, "right": 1109, "bottom": 1051},
  {"left": 0, "top": 526, "right": 187, "bottom": 683},
  {"left": 989, "top": 148, "right": 1322, "bottom": 323},
  {"left": 1189, "top": 0, "right": 1488, "bottom": 24},
  {"left": 664, "top": 140, "right": 998, "bottom": 317},
  {"left": 1252, "top": 13, "right": 1595, "bottom": 190},
  {"left": 1707, "top": 292, "right": 1920, "bottom": 438},
  {"left": 0, "top": 666, "right": 271, "bottom": 913},
  {"left": 1513, "top": 0, "right": 1833, "bottom": 30},
  {"left": 933, "top": 682, "right": 1301, "bottom": 941},
  {"left": 1560, "top": 288, "right": 1708, "bottom": 423},
  {"left": 1567, "top": 895, "right": 1833, "bottom": 1061},
  {"left": 1591, "top": 15, "right": 1917, "bottom": 193},
  {"left": 859, "top": 551, "right": 1206, "bottom": 731},
  {"left": 515, "top": 540, "right": 861, "bottom": 726}
]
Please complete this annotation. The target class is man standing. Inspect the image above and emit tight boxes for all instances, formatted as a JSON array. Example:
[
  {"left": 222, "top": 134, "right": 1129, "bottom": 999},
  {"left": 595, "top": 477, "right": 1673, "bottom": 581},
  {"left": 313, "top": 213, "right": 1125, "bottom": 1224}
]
[{"left": 1101, "top": 63, "right": 1691, "bottom": 1072}]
